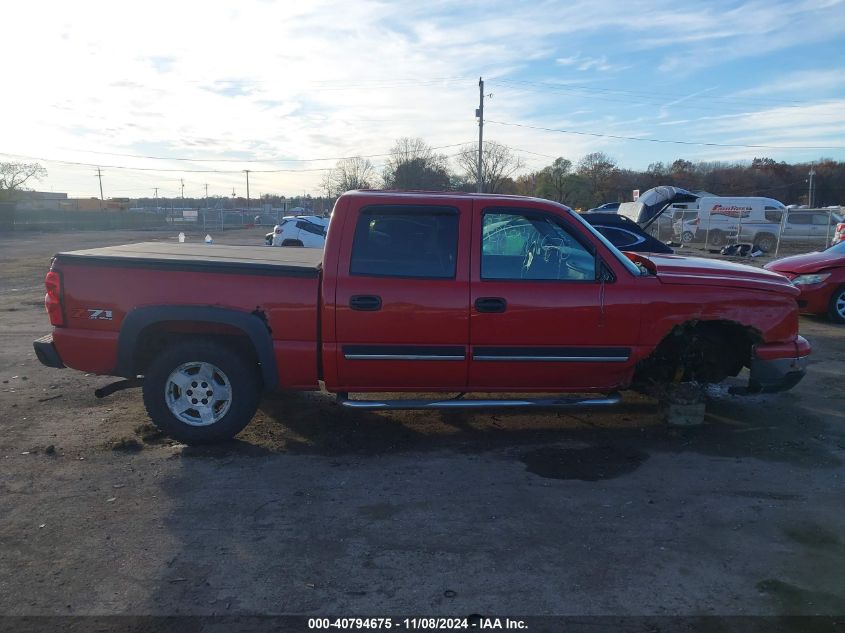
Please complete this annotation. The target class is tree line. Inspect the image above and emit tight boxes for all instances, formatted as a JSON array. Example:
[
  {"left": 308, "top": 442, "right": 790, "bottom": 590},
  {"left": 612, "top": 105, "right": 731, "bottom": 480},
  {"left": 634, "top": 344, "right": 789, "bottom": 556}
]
[
  {"left": 324, "top": 138, "right": 845, "bottom": 209},
  {"left": 3, "top": 144, "right": 844, "bottom": 211}
]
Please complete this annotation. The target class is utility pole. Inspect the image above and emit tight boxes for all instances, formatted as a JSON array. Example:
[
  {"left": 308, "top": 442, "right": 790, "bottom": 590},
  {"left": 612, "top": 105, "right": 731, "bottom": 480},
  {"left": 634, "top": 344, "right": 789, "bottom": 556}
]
[
  {"left": 96, "top": 167, "right": 104, "bottom": 210},
  {"left": 180, "top": 178, "right": 185, "bottom": 204},
  {"left": 244, "top": 170, "right": 251, "bottom": 214},
  {"left": 808, "top": 167, "right": 816, "bottom": 208},
  {"left": 153, "top": 187, "right": 158, "bottom": 212},
  {"left": 476, "top": 77, "right": 484, "bottom": 193}
]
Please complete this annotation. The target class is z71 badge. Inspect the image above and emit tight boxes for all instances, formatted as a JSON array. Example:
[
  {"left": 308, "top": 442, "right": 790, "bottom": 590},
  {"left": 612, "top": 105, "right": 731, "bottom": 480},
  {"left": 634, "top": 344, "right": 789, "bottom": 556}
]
[{"left": 72, "top": 308, "right": 113, "bottom": 321}]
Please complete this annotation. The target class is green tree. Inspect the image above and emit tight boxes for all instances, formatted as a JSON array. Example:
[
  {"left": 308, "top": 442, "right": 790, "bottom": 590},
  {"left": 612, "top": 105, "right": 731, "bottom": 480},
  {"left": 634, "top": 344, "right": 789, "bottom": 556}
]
[
  {"left": 536, "top": 157, "right": 574, "bottom": 203},
  {"left": 576, "top": 152, "right": 617, "bottom": 207}
]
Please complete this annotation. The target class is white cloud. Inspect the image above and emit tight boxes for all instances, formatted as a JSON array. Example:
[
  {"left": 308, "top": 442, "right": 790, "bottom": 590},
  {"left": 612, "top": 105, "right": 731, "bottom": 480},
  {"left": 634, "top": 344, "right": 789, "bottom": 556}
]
[
  {"left": 555, "top": 54, "right": 618, "bottom": 72},
  {"left": 0, "top": 0, "right": 843, "bottom": 196},
  {"left": 735, "top": 69, "right": 845, "bottom": 97}
]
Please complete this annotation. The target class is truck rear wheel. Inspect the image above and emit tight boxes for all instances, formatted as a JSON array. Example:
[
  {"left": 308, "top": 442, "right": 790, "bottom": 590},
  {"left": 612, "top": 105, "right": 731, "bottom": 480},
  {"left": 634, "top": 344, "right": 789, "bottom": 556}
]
[{"left": 142, "top": 340, "right": 260, "bottom": 444}]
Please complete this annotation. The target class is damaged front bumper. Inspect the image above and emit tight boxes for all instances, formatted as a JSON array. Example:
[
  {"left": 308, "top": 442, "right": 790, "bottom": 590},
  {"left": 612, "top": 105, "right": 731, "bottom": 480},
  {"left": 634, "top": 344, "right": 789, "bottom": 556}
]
[{"left": 733, "top": 336, "right": 810, "bottom": 394}]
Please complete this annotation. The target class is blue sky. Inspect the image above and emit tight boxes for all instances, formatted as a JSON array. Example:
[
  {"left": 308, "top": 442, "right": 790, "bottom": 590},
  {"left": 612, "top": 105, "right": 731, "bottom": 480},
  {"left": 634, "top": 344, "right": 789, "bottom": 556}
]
[{"left": 2, "top": 0, "right": 844, "bottom": 198}]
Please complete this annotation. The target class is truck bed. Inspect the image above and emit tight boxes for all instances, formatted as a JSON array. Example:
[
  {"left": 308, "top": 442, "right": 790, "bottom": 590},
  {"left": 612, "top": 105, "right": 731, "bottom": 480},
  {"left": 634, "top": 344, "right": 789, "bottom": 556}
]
[{"left": 54, "top": 242, "right": 323, "bottom": 277}]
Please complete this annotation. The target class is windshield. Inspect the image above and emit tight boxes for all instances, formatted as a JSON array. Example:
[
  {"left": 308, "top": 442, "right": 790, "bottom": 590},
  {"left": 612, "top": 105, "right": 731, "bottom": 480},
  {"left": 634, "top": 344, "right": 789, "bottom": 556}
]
[{"left": 567, "top": 208, "right": 642, "bottom": 276}]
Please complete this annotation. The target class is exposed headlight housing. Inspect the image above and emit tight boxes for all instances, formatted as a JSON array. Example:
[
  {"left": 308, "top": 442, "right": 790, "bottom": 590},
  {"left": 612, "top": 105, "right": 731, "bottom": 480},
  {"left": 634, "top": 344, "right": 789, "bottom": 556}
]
[{"left": 792, "top": 273, "right": 831, "bottom": 286}]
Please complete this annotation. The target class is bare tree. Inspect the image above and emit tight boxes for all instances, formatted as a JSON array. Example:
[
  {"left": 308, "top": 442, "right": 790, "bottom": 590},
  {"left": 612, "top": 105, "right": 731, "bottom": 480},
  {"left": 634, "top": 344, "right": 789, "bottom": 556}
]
[
  {"left": 455, "top": 141, "right": 524, "bottom": 193},
  {"left": 0, "top": 162, "right": 47, "bottom": 200},
  {"left": 323, "top": 156, "right": 375, "bottom": 198},
  {"left": 382, "top": 137, "right": 450, "bottom": 190}
]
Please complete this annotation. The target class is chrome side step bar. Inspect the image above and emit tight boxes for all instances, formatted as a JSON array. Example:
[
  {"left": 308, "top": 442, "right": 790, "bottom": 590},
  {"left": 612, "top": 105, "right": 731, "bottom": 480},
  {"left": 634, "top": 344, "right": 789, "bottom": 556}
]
[{"left": 337, "top": 393, "right": 620, "bottom": 410}]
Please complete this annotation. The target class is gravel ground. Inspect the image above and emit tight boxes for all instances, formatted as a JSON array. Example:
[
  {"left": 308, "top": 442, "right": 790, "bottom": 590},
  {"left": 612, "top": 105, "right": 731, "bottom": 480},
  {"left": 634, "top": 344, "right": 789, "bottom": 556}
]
[{"left": 0, "top": 227, "right": 843, "bottom": 620}]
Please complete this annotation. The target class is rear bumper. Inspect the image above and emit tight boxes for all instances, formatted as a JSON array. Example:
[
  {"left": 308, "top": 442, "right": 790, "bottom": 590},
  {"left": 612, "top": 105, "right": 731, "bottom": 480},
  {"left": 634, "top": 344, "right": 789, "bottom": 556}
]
[
  {"left": 747, "top": 336, "right": 810, "bottom": 393},
  {"left": 33, "top": 334, "right": 65, "bottom": 369}
]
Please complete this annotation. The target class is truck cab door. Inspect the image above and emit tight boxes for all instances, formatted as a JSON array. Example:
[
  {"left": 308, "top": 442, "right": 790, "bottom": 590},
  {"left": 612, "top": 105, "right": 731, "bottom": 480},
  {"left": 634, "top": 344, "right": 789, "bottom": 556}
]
[
  {"left": 468, "top": 203, "right": 642, "bottom": 392},
  {"left": 332, "top": 200, "right": 471, "bottom": 391}
]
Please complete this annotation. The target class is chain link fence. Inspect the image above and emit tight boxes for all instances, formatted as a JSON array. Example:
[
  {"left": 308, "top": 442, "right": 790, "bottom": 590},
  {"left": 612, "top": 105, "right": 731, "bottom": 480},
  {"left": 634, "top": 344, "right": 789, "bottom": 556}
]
[
  {"left": 2, "top": 206, "right": 294, "bottom": 233},
  {"left": 648, "top": 206, "right": 843, "bottom": 255}
]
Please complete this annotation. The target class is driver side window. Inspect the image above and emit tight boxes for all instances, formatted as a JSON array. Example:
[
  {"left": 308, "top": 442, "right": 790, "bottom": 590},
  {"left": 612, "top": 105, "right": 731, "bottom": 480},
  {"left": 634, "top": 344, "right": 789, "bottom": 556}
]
[{"left": 481, "top": 211, "right": 595, "bottom": 281}]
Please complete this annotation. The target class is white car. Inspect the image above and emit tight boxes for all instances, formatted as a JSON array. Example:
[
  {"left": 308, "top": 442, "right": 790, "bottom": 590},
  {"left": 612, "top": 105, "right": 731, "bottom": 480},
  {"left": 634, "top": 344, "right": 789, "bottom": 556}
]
[{"left": 265, "top": 215, "right": 328, "bottom": 248}]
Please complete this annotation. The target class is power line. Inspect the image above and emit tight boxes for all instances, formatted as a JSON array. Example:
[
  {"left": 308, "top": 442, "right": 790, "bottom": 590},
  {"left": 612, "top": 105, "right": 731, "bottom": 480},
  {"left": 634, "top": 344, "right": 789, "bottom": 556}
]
[
  {"left": 485, "top": 119, "right": 845, "bottom": 150},
  {"left": 0, "top": 152, "right": 347, "bottom": 173},
  {"left": 31, "top": 141, "right": 473, "bottom": 164}
]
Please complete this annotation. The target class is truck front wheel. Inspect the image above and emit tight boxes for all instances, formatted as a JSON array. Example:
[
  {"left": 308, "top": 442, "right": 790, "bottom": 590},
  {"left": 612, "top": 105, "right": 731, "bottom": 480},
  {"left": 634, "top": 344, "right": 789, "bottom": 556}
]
[{"left": 142, "top": 340, "right": 260, "bottom": 444}]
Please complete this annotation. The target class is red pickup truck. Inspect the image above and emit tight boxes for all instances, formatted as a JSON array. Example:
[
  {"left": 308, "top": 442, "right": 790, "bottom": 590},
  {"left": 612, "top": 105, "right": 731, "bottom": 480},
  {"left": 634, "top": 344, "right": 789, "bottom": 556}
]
[{"left": 34, "top": 191, "right": 810, "bottom": 443}]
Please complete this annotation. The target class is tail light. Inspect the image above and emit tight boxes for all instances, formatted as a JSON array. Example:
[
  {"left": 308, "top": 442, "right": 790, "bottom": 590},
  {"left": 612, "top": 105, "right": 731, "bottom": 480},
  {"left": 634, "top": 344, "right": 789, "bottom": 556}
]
[
  {"left": 692, "top": 218, "right": 700, "bottom": 225},
  {"left": 44, "top": 270, "right": 64, "bottom": 327}
]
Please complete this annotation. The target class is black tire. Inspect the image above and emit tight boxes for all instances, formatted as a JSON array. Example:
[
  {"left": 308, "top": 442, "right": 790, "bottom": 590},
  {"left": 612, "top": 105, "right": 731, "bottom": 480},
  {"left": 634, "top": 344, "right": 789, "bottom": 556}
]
[
  {"left": 828, "top": 285, "right": 845, "bottom": 324},
  {"left": 681, "top": 231, "right": 694, "bottom": 243},
  {"left": 142, "top": 340, "right": 260, "bottom": 444},
  {"left": 708, "top": 230, "right": 726, "bottom": 247},
  {"left": 754, "top": 233, "right": 776, "bottom": 252},
  {"left": 281, "top": 239, "right": 304, "bottom": 247}
]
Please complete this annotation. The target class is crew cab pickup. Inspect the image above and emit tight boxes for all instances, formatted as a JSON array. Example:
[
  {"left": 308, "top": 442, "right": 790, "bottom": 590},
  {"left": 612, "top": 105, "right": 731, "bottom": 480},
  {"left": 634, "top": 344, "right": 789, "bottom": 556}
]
[{"left": 34, "top": 191, "right": 810, "bottom": 443}]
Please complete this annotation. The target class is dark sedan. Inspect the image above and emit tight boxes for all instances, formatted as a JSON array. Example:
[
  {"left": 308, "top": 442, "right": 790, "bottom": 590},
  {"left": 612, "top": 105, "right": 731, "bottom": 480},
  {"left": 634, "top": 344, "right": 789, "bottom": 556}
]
[{"left": 582, "top": 212, "right": 674, "bottom": 254}]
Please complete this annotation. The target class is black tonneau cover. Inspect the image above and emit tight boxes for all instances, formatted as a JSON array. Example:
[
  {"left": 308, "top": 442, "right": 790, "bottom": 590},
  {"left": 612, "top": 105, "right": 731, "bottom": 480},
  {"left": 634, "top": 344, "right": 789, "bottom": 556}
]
[{"left": 55, "top": 242, "right": 323, "bottom": 278}]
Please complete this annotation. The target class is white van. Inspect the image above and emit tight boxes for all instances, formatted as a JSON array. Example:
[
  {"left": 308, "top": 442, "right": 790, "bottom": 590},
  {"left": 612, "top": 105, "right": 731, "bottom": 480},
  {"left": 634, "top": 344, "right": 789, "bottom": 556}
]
[{"left": 671, "top": 197, "right": 786, "bottom": 251}]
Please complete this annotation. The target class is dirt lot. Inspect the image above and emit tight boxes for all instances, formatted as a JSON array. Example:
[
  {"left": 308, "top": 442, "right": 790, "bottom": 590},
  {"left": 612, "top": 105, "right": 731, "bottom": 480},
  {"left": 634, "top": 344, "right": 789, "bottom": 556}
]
[{"left": 0, "top": 227, "right": 844, "bottom": 619}]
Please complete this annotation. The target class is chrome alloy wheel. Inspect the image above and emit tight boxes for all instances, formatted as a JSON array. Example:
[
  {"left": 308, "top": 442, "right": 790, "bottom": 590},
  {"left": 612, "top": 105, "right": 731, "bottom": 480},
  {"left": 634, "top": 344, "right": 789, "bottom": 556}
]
[
  {"left": 836, "top": 289, "right": 845, "bottom": 320},
  {"left": 164, "top": 361, "right": 232, "bottom": 426}
]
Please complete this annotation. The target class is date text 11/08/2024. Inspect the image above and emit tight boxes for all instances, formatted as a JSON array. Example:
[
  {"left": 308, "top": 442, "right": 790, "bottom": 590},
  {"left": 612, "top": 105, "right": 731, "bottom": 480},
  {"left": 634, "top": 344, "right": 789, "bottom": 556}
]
[{"left": 308, "top": 618, "right": 528, "bottom": 630}]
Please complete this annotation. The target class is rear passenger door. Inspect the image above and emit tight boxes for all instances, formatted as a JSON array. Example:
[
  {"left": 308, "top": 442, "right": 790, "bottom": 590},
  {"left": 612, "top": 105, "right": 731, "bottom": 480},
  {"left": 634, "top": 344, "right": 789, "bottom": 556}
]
[{"left": 333, "top": 202, "right": 471, "bottom": 391}]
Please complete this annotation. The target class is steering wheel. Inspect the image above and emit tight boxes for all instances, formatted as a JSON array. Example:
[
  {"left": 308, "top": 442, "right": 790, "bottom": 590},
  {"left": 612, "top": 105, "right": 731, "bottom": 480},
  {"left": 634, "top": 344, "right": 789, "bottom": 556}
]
[
  {"left": 565, "top": 253, "right": 593, "bottom": 278},
  {"left": 539, "top": 234, "right": 569, "bottom": 263}
]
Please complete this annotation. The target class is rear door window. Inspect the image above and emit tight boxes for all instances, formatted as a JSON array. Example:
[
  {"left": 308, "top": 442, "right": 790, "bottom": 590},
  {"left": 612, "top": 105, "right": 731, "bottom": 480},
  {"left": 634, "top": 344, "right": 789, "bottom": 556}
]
[
  {"left": 764, "top": 207, "right": 783, "bottom": 223},
  {"left": 595, "top": 226, "right": 643, "bottom": 250},
  {"left": 298, "top": 221, "right": 327, "bottom": 236},
  {"left": 350, "top": 206, "right": 459, "bottom": 278}
]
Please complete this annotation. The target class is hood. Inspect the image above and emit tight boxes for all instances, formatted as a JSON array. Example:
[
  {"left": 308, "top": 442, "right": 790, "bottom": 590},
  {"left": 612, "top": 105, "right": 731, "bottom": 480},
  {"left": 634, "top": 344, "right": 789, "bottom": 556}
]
[
  {"left": 626, "top": 252, "right": 799, "bottom": 296},
  {"left": 764, "top": 249, "right": 845, "bottom": 275},
  {"left": 617, "top": 186, "right": 699, "bottom": 226}
]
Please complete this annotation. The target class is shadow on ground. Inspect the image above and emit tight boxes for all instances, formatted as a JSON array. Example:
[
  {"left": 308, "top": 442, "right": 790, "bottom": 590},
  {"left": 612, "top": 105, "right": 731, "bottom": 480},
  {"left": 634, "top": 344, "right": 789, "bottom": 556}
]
[{"left": 176, "top": 388, "right": 843, "bottom": 475}]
